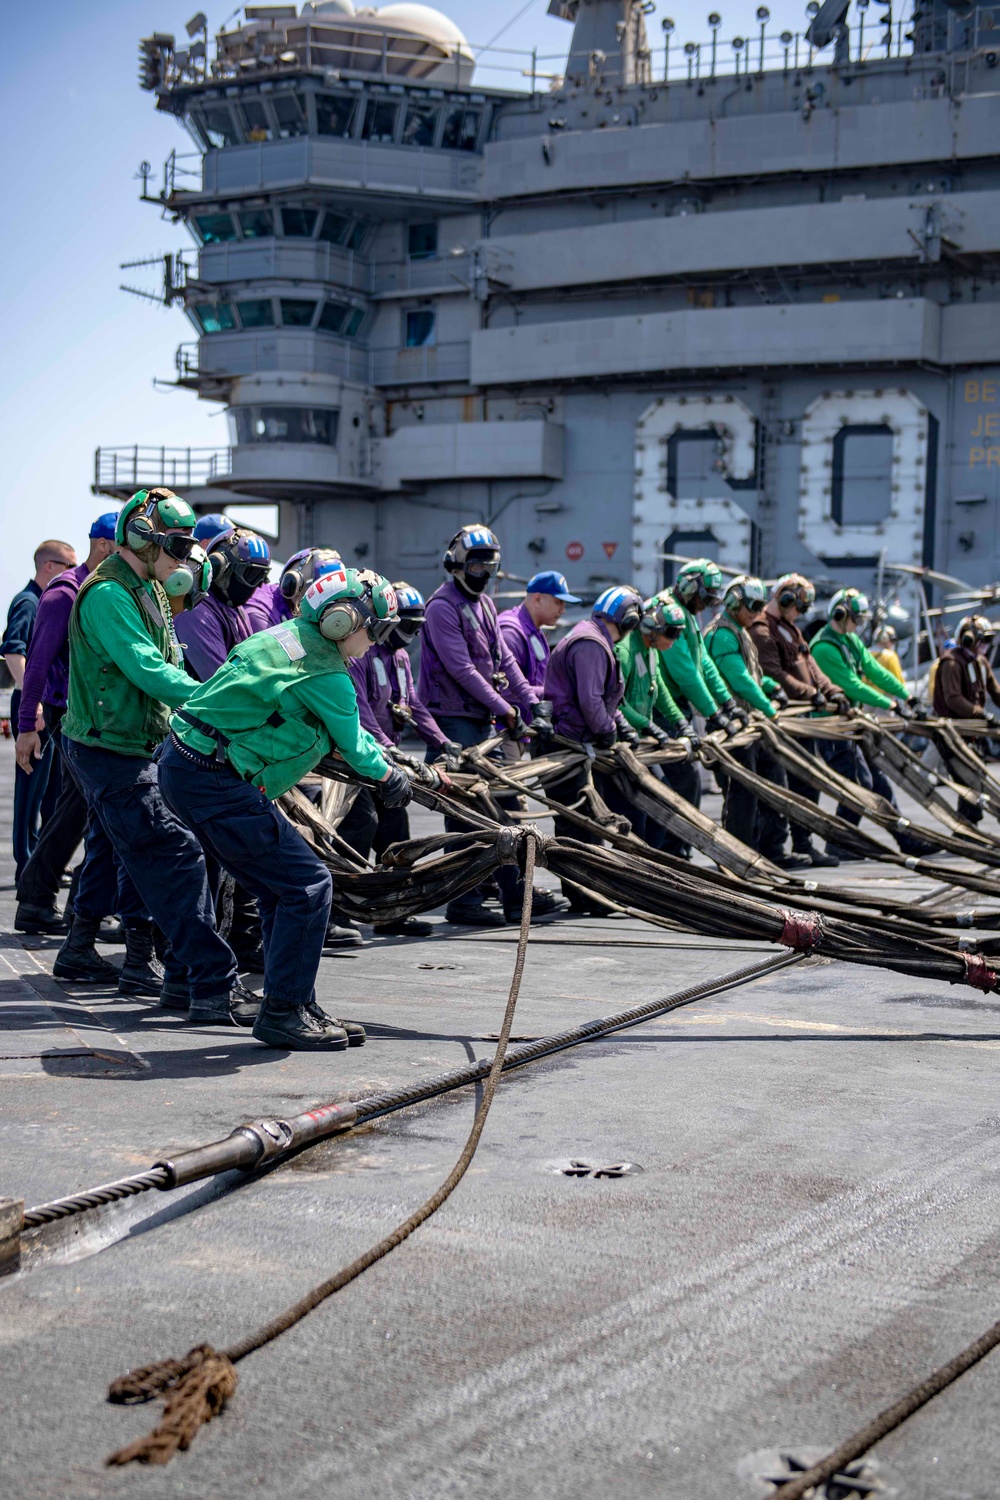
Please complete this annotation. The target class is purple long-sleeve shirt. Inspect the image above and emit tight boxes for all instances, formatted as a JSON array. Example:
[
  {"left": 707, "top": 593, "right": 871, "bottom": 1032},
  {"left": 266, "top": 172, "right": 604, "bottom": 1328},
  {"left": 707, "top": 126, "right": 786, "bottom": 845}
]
[
  {"left": 544, "top": 618, "right": 626, "bottom": 742},
  {"left": 498, "top": 601, "right": 550, "bottom": 689},
  {"left": 349, "top": 642, "right": 450, "bottom": 753},
  {"left": 18, "top": 564, "right": 88, "bottom": 732},
  {"left": 245, "top": 581, "right": 291, "bottom": 633},
  {"left": 174, "top": 592, "right": 253, "bottom": 682},
  {"left": 418, "top": 579, "right": 538, "bottom": 724}
]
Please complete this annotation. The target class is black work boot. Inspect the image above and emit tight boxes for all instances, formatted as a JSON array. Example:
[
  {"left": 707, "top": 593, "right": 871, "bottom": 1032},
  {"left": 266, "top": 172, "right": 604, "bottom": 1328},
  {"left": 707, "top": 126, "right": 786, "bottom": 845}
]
[
  {"left": 117, "top": 925, "right": 164, "bottom": 998},
  {"left": 323, "top": 922, "right": 364, "bottom": 952},
  {"left": 445, "top": 900, "right": 506, "bottom": 928},
  {"left": 253, "top": 998, "right": 349, "bottom": 1050},
  {"left": 305, "top": 997, "right": 366, "bottom": 1046},
  {"left": 799, "top": 840, "right": 839, "bottom": 868},
  {"left": 52, "top": 915, "right": 118, "bottom": 983},
  {"left": 158, "top": 979, "right": 190, "bottom": 1012},
  {"left": 373, "top": 917, "right": 434, "bottom": 938},
  {"left": 189, "top": 983, "right": 260, "bottom": 1028},
  {"left": 15, "top": 901, "right": 69, "bottom": 935}
]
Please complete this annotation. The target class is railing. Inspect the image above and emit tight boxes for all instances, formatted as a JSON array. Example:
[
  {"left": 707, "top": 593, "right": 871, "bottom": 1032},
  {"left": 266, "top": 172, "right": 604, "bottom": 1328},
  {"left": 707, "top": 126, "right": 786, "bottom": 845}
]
[
  {"left": 176, "top": 342, "right": 200, "bottom": 381},
  {"left": 370, "top": 253, "right": 473, "bottom": 297},
  {"left": 369, "top": 340, "right": 471, "bottom": 386},
  {"left": 199, "top": 239, "right": 368, "bottom": 295},
  {"left": 94, "top": 446, "right": 232, "bottom": 492}
]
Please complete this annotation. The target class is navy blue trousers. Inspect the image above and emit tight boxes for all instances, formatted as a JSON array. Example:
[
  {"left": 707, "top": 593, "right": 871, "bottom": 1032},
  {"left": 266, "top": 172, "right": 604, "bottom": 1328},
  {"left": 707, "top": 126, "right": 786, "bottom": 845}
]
[
  {"left": 158, "top": 738, "right": 332, "bottom": 1007},
  {"left": 64, "top": 738, "right": 236, "bottom": 1001},
  {"left": 11, "top": 689, "right": 55, "bottom": 879}
]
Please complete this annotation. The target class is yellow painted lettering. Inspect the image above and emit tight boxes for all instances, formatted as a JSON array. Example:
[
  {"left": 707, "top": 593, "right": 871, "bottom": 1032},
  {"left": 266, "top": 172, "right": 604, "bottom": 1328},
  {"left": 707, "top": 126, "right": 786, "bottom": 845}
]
[
  {"left": 970, "top": 446, "right": 986, "bottom": 467},
  {"left": 988, "top": 447, "right": 1000, "bottom": 468},
  {"left": 971, "top": 415, "right": 984, "bottom": 437},
  {"left": 984, "top": 380, "right": 998, "bottom": 402},
  {"left": 966, "top": 380, "right": 980, "bottom": 402}
]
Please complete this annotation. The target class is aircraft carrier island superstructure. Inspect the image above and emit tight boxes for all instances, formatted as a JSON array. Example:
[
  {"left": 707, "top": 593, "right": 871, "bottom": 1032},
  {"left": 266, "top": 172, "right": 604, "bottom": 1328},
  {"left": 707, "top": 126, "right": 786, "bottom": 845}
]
[{"left": 99, "top": 0, "right": 1000, "bottom": 614}]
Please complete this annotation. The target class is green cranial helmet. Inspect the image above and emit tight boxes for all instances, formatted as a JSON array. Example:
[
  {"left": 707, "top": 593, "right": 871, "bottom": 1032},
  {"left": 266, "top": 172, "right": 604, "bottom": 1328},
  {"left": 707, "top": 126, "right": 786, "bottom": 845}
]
[
  {"left": 674, "top": 558, "right": 725, "bottom": 609},
  {"left": 829, "top": 587, "right": 870, "bottom": 626},
  {"left": 723, "top": 574, "right": 767, "bottom": 619},
  {"left": 299, "top": 565, "right": 400, "bottom": 645},
  {"left": 641, "top": 592, "right": 686, "bottom": 640},
  {"left": 115, "top": 488, "right": 196, "bottom": 548}
]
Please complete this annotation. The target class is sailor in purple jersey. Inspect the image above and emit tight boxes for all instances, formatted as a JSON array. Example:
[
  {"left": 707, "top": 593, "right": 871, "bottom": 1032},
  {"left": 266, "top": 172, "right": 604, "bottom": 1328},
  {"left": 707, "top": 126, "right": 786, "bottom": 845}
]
[
  {"left": 244, "top": 547, "right": 344, "bottom": 632},
  {"left": 544, "top": 586, "right": 644, "bottom": 916},
  {"left": 343, "top": 584, "right": 460, "bottom": 938},
  {"left": 175, "top": 528, "right": 270, "bottom": 682},
  {"left": 14, "top": 516, "right": 118, "bottom": 935},
  {"left": 498, "top": 569, "right": 580, "bottom": 690}
]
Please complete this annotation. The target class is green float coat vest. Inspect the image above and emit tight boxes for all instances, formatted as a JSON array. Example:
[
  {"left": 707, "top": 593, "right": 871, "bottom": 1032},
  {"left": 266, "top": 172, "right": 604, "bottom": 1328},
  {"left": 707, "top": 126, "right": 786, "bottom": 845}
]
[
  {"left": 172, "top": 619, "right": 353, "bottom": 799},
  {"left": 811, "top": 624, "right": 899, "bottom": 709},
  {"left": 63, "top": 554, "right": 178, "bottom": 757}
]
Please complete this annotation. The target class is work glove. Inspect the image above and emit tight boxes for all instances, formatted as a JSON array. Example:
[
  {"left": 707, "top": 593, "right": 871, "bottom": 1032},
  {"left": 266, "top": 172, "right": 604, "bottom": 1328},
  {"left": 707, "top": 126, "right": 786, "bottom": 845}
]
[
  {"left": 830, "top": 693, "right": 851, "bottom": 714},
  {"left": 705, "top": 709, "right": 733, "bottom": 737},
  {"left": 908, "top": 696, "right": 930, "bottom": 721},
  {"left": 390, "top": 748, "right": 421, "bottom": 773},
  {"left": 811, "top": 690, "right": 827, "bottom": 710},
  {"left": 673, "top": 719, "right": 702, "bottom": 753},
  {"left": 504, "top": 708, "right": 529, "bottom": 740},
  {"left": 771, "top": 687, "right": 789, "bottom": 709},
  {"left": 619, "top": 723, "right": 641, "bottom": 748},
  {"left": 723, "top": 699, "right": 750, "bottom": 727},
  {"left": 592, "top": 728, "right": 617, "bottom": 750},
  {"left": 893, "top": 698, "right": 914, "bottom": 721},
  {"left": 646, "top": 722, "right": 672, "bottom": 747},
  {"left": 374, "top": 764, "right": 413, "bottom": 808},
  {"left": 531, "top": 699, "right": 555, "bottom": 743},
  {"left": 442, "top": 740, "right": 464, "bottom": 773}
]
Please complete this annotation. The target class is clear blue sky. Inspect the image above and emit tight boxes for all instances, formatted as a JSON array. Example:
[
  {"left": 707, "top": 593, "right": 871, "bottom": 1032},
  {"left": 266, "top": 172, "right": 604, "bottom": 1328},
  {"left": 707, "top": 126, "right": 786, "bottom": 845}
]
[{"left": 0, "top": 0, "right": 815, "bottom": 607}]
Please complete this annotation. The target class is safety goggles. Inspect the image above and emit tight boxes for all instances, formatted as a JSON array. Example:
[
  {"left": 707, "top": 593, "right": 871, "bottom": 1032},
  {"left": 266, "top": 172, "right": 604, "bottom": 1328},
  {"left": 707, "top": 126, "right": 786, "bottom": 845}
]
[
  {"left": 232, "top": 560, "right": 271, "bottom": 590},
  {"left": 154, "top": 531, "right": 199, "bottom": 562},
  {"left": 392, "top": 617, "right": 423, "bottom": 644},
  {"left": 745, "top": 597, "right": 766, "bottom": 615},
  {"left": 466, "top": 553, "right": 500, "bottom": 579}
]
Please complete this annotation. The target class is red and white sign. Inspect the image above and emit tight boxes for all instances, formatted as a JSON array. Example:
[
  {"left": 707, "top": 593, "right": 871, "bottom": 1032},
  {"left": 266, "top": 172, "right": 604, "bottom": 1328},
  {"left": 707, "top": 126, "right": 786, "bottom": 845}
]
[
  {"left": 565, "top": 541, "right": 584, "bottom": 561},
  {"left": 602, "top": 541, "right": 618, "bottom": 559}
]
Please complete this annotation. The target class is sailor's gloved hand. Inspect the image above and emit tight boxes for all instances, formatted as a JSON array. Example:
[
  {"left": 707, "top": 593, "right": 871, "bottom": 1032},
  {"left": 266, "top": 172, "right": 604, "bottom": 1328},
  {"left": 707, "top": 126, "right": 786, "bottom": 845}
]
[
  {"left": 504, "top": 707, "right": 528, "bottom": 740},
  {"left": 723, "top": 699, "right": 750, "bottom": 727},
  {"left": 647, "top": 722, "right": 672, "bottom": 747},
  {"left": 811, "top": 690, "right": 828, "bottom": 710},
  {"left": 390, "top": 748, "right": 420, "bottom": 773},
  {"left": 415, "top": 763, "right": 442, "bottom": 790},
  {"left": 830, "top": 693, "right": 851, "bottom": 714},
  {"left": 442, "top": 740, "right": 464, "bottom": 772},
  {"left": 706, "top": 709, "right": 733, "bottom": 737},
  {"left": 673, "top": 719, "right": 702, "bottom": 753},
  {"left": 593, "top": 728, "right": 617, "bottom": 750},
  {"left": 531, "top": 699, "right": 555, "bottom": 743},
  {"left": 375, "top": 764, "right": 413, "bottom": 808},
  {"left": 389, "top": 701, "right": 414, "bottom": 729},
  {"left": 908, "top": 696, "right": 930, "bottom": 721},
  {"left": 894, "top": 698, "right": 914, "bottom": 721},
  {"left": 771, "top": 687, "right": 790, "bottom": 709},
  {"left": 619, "top": 724, "right": 641, "bottom": 748}
]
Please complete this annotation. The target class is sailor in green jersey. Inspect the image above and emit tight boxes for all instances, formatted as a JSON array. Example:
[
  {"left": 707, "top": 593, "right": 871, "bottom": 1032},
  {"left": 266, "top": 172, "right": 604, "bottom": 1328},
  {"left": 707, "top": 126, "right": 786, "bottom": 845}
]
[
  {"left": 656, "top": 559, "right": 745, "bottom": 735},
  {"left": 610, "top": 594, "right": 700, "bottom": 845},
  {"left": 810, "top": 588, "right": 932, "bottom": 861},
  {"left": 57, "top": 488, "right": 257, "bottom": 1026},
  {"left": 704, "top": 575, "right": 811, "bottom": 868},
  {"left": 159, "top": 566, "right": 412, "bottom": 1052}
]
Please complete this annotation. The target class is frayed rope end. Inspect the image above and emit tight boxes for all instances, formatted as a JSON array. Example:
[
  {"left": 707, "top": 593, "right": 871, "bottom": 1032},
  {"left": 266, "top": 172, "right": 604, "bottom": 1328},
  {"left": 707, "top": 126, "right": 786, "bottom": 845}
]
[{"left": 106, "top": 1345, "right": 237, "bottom": 1466}]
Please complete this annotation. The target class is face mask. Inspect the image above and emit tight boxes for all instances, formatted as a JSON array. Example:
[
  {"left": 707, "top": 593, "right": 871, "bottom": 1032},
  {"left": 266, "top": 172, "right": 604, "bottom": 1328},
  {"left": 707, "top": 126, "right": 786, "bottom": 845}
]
[{"left": 225, "top": 574, "right": 262, "bottom": 608}]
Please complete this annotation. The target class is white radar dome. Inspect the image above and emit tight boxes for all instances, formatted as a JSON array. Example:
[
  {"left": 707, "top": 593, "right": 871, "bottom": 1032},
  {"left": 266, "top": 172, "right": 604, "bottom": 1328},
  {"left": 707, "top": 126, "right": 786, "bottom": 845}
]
[{"left": 373, "top": 4, "right": 471, "bottom": 51}]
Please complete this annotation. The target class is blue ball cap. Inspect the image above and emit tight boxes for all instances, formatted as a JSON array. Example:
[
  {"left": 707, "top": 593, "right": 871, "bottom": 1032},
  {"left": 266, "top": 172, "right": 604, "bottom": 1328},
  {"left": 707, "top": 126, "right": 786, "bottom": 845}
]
[
  {"left": 527, "top": 570, "right": 581, "bottom": 604},
  {"left": 193, "top": 513, "right": 231, "bottom": 543},
  {"left": 89, "top": 511, "right": 120, "bottom": 540}
]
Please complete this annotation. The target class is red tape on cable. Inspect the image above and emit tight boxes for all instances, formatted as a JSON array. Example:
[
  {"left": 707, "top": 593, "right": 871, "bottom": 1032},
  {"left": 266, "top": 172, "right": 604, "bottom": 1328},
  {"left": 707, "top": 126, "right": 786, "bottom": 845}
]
[
  {"left": 778, "top": 909, "right": 823, "bottom": 951},
  {"left": 963, "top": 952, "right": 998, "bottom": 993}
]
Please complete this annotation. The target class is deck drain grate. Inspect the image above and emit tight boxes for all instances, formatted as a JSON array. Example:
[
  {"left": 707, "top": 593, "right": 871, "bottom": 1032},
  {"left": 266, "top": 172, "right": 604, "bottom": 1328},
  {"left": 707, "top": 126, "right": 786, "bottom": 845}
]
[
  {"left": 738, "top": 1447, "right": 898, "bottom": 1498},
  {"left": 550, "top": 1158, "right": 641, "bottom": 1179}
]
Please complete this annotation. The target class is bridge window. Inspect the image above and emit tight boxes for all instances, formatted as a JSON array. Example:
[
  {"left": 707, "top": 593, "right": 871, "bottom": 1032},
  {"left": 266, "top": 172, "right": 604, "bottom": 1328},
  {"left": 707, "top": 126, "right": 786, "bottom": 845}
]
[
  {"left": 831, "top": 425, "right": 894, "bottom": 526},
  {"left": 193, "top": 303, "right": 236, "bottom": 333},
  {"left": 318, "top": 300, "right": 365, "bottom": 337},
  {"left": 279, "top": 298, "right": 318, "bottom": 327},
  {"left": 200, "top": 104, "right": 240, "bottom": 148},
  {"left": 441, "top": 105, "right": 480, "bottom": 151},
  {"left": 240, "top": 99, "right": 273, "bottom": 141},
  {"left": 318, "top": 211, "right": 352, "bottom": 246},
  {"left": 404, "top": 308, "right": 436, "bottom": 347},
  {"left": 408, "top": 223, "right": 438, "bottom": 260},
  {"left": 272, "top": 92, "right": 308, "bottom": 138},
  {"left": 194, "top": 213, "right": 237, "bottom": 244},
  {"left": 233, "top": 406, "right": 339, "bottom": 445},
  {"left": 362, "top": 98, "right": 399, "bottom": 142},
  {"left": 402, "top": 102, "right": 439, "bottom": 147},
  {"left": 238, "top": 208, "right": 274, "bottom": 239},
  {"left": 236, "top": 299, "right": 275, "bottom": 329},
  {"left": 280, "top": 207, "right": 318, "bottom": 237},
  {"left": 316, "top": 93, "right": 357, "bottom": 137},
  {"left": 344, "top": 306, "right": 365, "bottom": 337}
]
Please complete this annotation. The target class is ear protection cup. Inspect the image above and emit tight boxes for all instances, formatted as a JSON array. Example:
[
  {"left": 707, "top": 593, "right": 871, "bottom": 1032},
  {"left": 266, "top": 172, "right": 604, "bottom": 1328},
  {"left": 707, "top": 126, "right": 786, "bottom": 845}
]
[
  {"left": 125, "top": 514, "right": 157, "bottom": 557},
  {"left": 318, "top": 601, "right": 365, "bottom": 641},
  {"left": 831, "top": 604, "right": 849, "bottom": 622},
  {"left": 778, "top": 588, "right": 798, "bottom": 608}
]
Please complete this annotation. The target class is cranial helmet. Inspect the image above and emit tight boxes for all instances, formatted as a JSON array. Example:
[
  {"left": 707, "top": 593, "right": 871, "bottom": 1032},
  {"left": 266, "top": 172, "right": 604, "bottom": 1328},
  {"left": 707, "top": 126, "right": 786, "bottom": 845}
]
[
  {"left": 674, "top": 558, "right": 725, "bottom": 609},
  {"left": 115, "top": 488, "right": 199, "bottom": 596},
  {"left": 299, "top": 566, "right": 400, "bottom": 646},
  {"left": 641, "top": 592, "right": 685, "bottom": 641},
  {"left": 723, "top": 575, "right": 767, "bottom": 619},
  {"left": 958, "top": 614, "right": 995, "bottom": 650},
  {"left": 773, "top": 572, "right": 816, "bottom": 611},
  {"left": 388, "top": 581, "right": 426, "bottom": 647},
  {"left": 279, "top": 547, "right": 345, "bottom": 607},
  {"left": 592, "top": 585, "right": 643, "bottom": 635},
  {"left": 193, "top": 513, "right": 232, "bottom": 544},
  {"left": 443, "top": 523, "right": 501, "bottom": 597},
  {"left": 207, "top": 527, "right": 271, "bottom": 608},
  {"left": 829, "top": 587, "right": 870, "bottom": 627}
]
